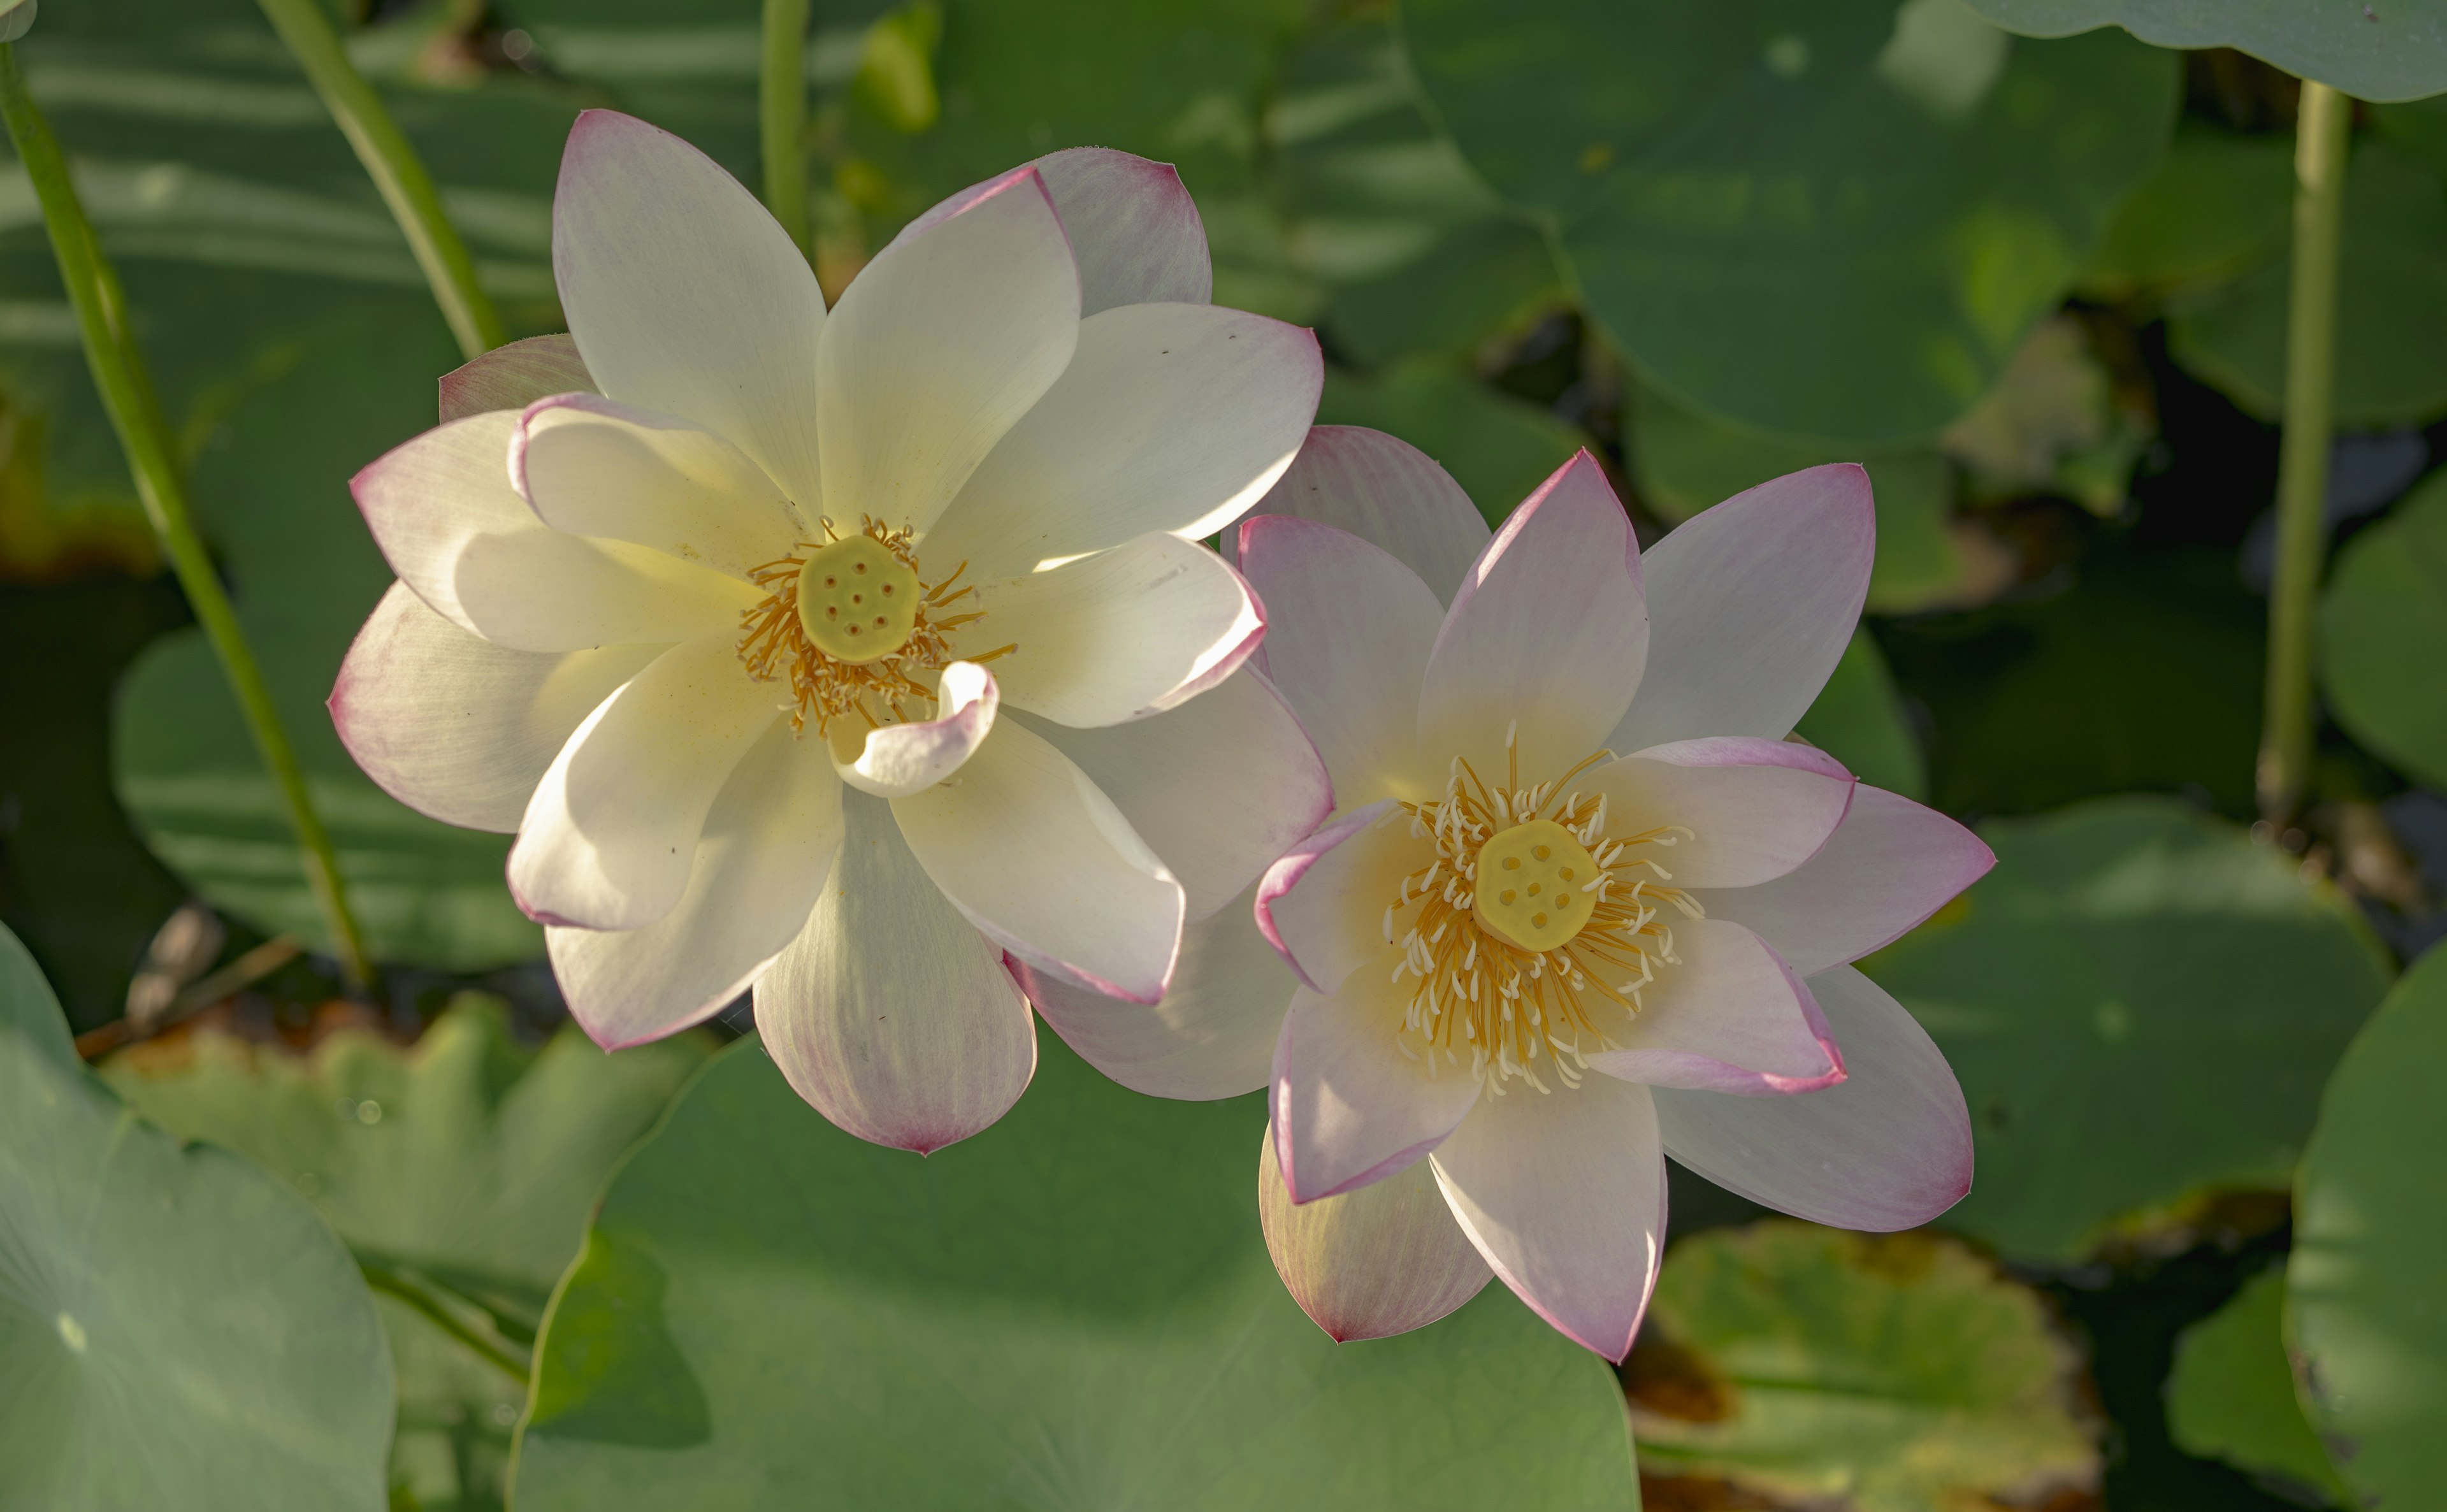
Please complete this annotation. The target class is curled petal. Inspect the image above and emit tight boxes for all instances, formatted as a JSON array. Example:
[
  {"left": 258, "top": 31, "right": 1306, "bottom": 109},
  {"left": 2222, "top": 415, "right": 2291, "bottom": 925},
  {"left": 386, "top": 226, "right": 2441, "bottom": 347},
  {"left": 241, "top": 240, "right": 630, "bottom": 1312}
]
[
  {"left": 1653, "top": 965, "right": 1972, "bottom": 1231},
  {"left": 1701, "top": 784, "right": 1995, "bottom": 976},
  {"left": 1608, "top": 463, "right": 1875, "bottom": 752},
  {"left": 1430, "top": 1077, "right": 1667, "bottom": 1362},
  {"left": 1260, "top": 1121, "right": 1491, "bottom": 1343},
  {"left": 891, "top": 719, "right": 1183, "bottom": 1004},
  {"left": 1232, "top": 426, "right": 1491, "bottom": 605},
  {"left": 554, "top": 109, "right": 825, "bottom": 505},
  {"left": 1418, "top": 451, "right": 1648, "bottom": 785},
  {"left": 1581, "top": 738, "right": 1856, "bottom": 889},
  {"left": 507, "top": 633, "right": 784, "bottom": 931},
  {"left": 331, "top": 582, "right": 658, "bottom": 833},
  {"left": 514, "top": 394, "right": 809, "bottom": 580},
  {"left": 551, "top": 719, "right": 843, "bottom": 1049},
  {"left": 1255, "top": 799, "right": 1418, "bottom": 995},
  {"left": 1584, "top": 919, "right": 1844, "bottom": 1094},
  {"left": 1270, "top": 946, "right": 1481, "bottom": 1202},
  {"left": 438, "top": 332, "right": 595, "bottom": 422},
  {"left": 1022, "top": 887, "right": 1292, "bottom": 1100},
  {"left": 757, "top": 791, "right": 1035, "bottom": 1153},
  {"left": 983, "top": 535, "right": 1263, "bottom": 728},
  {"left": 833, "top": 663, "right": 998, "bottom": 798}
]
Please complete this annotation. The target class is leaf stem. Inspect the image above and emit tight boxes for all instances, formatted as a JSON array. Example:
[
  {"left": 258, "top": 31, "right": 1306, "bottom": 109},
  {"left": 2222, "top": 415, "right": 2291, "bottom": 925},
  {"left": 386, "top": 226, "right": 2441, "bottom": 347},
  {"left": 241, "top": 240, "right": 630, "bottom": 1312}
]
[
  {"left": 761, "top": 0, "right": 814, "bottom": 262},
  {"left": 252, "top": 0, "right": 506, "bottom": 360},
  {"left": 2256, "top": 80, "right": 2353, "bottom": 826},
  {"left": 360, "top": 1258, "right": 533, "bottom": 1386},
  {"left": 0, "top": 43, "right": 377, "bottom": 988}
]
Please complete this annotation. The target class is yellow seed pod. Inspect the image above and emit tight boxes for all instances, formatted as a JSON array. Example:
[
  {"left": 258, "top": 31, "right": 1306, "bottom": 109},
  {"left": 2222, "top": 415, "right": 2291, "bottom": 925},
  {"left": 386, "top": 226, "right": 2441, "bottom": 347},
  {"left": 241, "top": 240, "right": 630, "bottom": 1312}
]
[
  {"left": 796, "top": 533, "right": 920, "bottom": 665},
  {"left": 1472, "top": 818, "right": 1598, "bottom": 953}
]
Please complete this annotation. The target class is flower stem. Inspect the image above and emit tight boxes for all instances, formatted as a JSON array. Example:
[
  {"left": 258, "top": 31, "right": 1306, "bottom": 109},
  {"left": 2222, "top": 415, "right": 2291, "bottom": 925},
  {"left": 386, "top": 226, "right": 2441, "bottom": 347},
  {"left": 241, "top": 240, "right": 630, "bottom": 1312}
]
[
  {"left": 0, "top": 43, "right": 377, "bottom": 988},
  {"left": 359, "top": 1258, "right": 532, "bottom": 1386},
  {"left": 252, "top": 0, "right": 505, "bottom": 361},
  {"left": 2256, "top": 80, "right": 2353, "bottom": 826},
  {"left": 761, "top": 0, "right": 814, "bottom": 262}
]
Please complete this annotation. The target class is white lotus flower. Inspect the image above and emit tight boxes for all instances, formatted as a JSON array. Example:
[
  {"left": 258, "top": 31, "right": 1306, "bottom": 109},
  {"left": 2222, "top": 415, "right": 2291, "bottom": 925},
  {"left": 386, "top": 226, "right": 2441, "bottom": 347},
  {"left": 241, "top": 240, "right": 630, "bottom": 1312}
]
[
  {"left": 332, "top": 112, "right": 1329, "bottom": 1151},
  {"left": 1029, "top": 429, "right": 1987, "bottom": 1357}
]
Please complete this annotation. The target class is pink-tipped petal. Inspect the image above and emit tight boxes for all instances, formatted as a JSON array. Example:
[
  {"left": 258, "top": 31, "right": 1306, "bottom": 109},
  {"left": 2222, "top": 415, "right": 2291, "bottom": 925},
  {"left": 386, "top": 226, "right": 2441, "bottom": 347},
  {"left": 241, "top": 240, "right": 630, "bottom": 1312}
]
[
  {"left": 438, "top": 332, "right": 596, "bottom": 421},
  {"left": 1582, "top": 738, "right": 1856, "bottom": 889},
  {"left": 1030, "top": 667, "right": 1331, "bottom": 921},
  {"left": 1254, "top": 799, "right": 1418, "bottom": 995},
  {"left": 331, "top": 583, "right": 660, "bottom": 833},
  {"left": 1653, "top": 965, "right": 1973, "bottom": 1231},
  {"left": 833, "top": 663, "right": 998, "bottom": 798},
  {"left": 1429, "top": 1076, "right": 1668, "bottom": 1362},
  {"left": 757, "top": 791, "right": 1035, "bottom": 1153},
  {"left": 1418, "top": 451, "right": 1648, "bottom": 785},
  {"left": 1271, "top": 947, "right": 1481, "bottom": 1202},
  {"left": 1260, "top": 1121, "right": 1492, "bottom": 1343},
  {"left": 551, "top": 719, "right": 843, "bottom": 1049},
  {"left": 1023, "top": 885, "right": 1292, "bottom": 1100},
  {"left": 1236, "top": 514, "right": 1444, "bottom": 803},
  {"left": 817, "top": 165, "right": 1077, "bottom": 538},
  {"left": 554, "top": 110, "right": 824, "bottom": 505},
  {"left": 891, "top": 719, "right": 1183, "bottom": 1004},
  {"left": 514, "top": 394, "right": 808, "bottom": 580},
  {"left": 1608, "top": 463, "right": 1875, "bottom": 753},
  {"left": 884, "top": 147, "right": 1211, "bottom": 315},
  {"left": 980, "top": 534, "right": 1263, "bottom": 728},
  {"left": 354, "top": 410, "right": 756, "bottom": 651},
  {"left": 1230, "top": 426, "right": 1491, "bottom": 605},
  {"left": 507, "top": 633, "right": 784, "bottom": 931},
  {"left": 923, "top": 303, "right": 1322, "bottom": 580},
  {"left": 1584, "top": 918, "right": 1844, "bottom": 1094},
  {"left": 1702, "top": 785, "right": 1995, "bottom": 976}
]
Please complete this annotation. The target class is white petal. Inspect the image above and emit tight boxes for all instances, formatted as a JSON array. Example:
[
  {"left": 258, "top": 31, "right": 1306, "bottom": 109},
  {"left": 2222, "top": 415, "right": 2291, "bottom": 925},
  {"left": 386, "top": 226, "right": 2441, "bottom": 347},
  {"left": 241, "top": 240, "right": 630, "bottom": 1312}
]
[
  {"left": 981, "top": 535, "right": 1262, "bottom": 728},
  {"left": 817, "top": 166, "right": 1078, "bottom": 538},
  {"left": 1585, "top": 918, "right": 1843, "bottom": 1094},
  {"left": 1229, "top": 425, "right": 1491, "bottom": 605},
  {"left": 553, "top": 110, "right": 824, "bottom": 506},
  {"left": 550, "top": 719, "right": 843, "bottom": 1049},
  {"left": 354, "top": 410, "right": 759, "bottom": 651},
  {"left": 1580, "top": 738, "right": 1856, "bottom": 888},
  {"left": 507, "top": 632, "right": 784, "bottom": 930},
  {"left": 1259, "top": 1122, "right": 1491, "bottom": 1343},
  {"left": 891, "top": 719, "right": 1183, "bottom": 1004},
  {"left": 1255, "top": 799, "right": 1422, "bottom": 995},
  {"left": 1024, "top": 666, "right": 1331, "bottom": 921},
  {"left": 1023, "top": 886, "right": 1292, "bottom": 1100},
  {"left": 1701, "top": 784, "right": 1995, "bottom": 976},
  {"left": 1608, "top": 463, "right": 1875, "bottom": 752},
  {"left": 882, "top": 147, "right": 1211, "bottom": 316},
  {"left": 832, "top": 661, "right": 999, "bottom": 798},
  {"left": 1271, "top": 944, "right": 1483, "bottom": 1201},
  {"left": 1418, "top": 452, "right": 1649, "bottom": 785},
  {"left": 514, "top": 394, "right": 809, "bottom": 580},
  {"left": 1429, "top": 1076, "right": 1666, "bottom": 1362},
  {"left": 331, "top": 582, "right": 660, "bottom": 832},
  {"left": 1653, "top": 965, "right": 1973, "bottom": 1231},
  {"left": 923, "top": 303, "right": 1321, "bottom": 580},
  {"left": 437, "top": 332, "right": 595, "bottom": 422},
  {"left": 1236, "top": 514, "right": 1445, "bottom": 803},
  {"left": 757, "top": 790, "right": 1035, "bottom": 1153}
]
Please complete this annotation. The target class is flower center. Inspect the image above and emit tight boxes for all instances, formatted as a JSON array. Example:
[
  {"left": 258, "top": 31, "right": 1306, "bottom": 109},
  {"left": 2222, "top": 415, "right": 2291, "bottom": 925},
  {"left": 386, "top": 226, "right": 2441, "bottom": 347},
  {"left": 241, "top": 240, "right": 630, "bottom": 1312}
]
[
  {"left": 736, "top": 517, "right": 1011, "bottom": 735},
  {"left": 1383, "top": 726, "right": 1699, "bottom": 1095}
]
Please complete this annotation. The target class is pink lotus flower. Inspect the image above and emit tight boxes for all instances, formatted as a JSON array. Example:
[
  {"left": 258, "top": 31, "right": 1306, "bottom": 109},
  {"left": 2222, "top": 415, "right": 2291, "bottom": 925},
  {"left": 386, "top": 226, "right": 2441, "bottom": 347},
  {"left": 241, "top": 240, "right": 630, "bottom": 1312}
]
[
  {"left": 1029, "top": 429, "right": 1986, "bottom": 1358},
  {"left": 330, "top": 111, "right": 1328, "bottom": 1152}
]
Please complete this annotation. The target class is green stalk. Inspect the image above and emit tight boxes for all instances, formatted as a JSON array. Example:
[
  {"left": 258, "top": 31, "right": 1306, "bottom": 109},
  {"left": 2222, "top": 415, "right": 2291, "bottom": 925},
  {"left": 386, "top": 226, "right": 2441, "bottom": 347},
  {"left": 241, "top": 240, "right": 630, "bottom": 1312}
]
[
  {"left": 2256, "top": 80, "right": 2352, "bottom": 826},
  {"left": 360, "top": 1260, "right": 532, "bottom": 1386},
  {"left": 0, "top": 44, "right": 376, "bottom": 988},
  {"left": 761, "top": 0, "right": 814, "bottom": 261},
  {"left": 252, "top": 0, "right": 505, "bottom": 360}
]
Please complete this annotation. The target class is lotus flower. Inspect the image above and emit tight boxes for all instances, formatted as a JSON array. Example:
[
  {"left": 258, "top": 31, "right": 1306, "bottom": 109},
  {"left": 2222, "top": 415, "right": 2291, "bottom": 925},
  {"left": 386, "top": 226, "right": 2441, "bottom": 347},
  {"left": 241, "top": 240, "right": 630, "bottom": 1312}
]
[
  {"left": 1029, "top": 429, "right": 1987, "bottom": 1358},
  {"left": 331, "top": 111, "right": 1329, "bottom": 1151}
]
